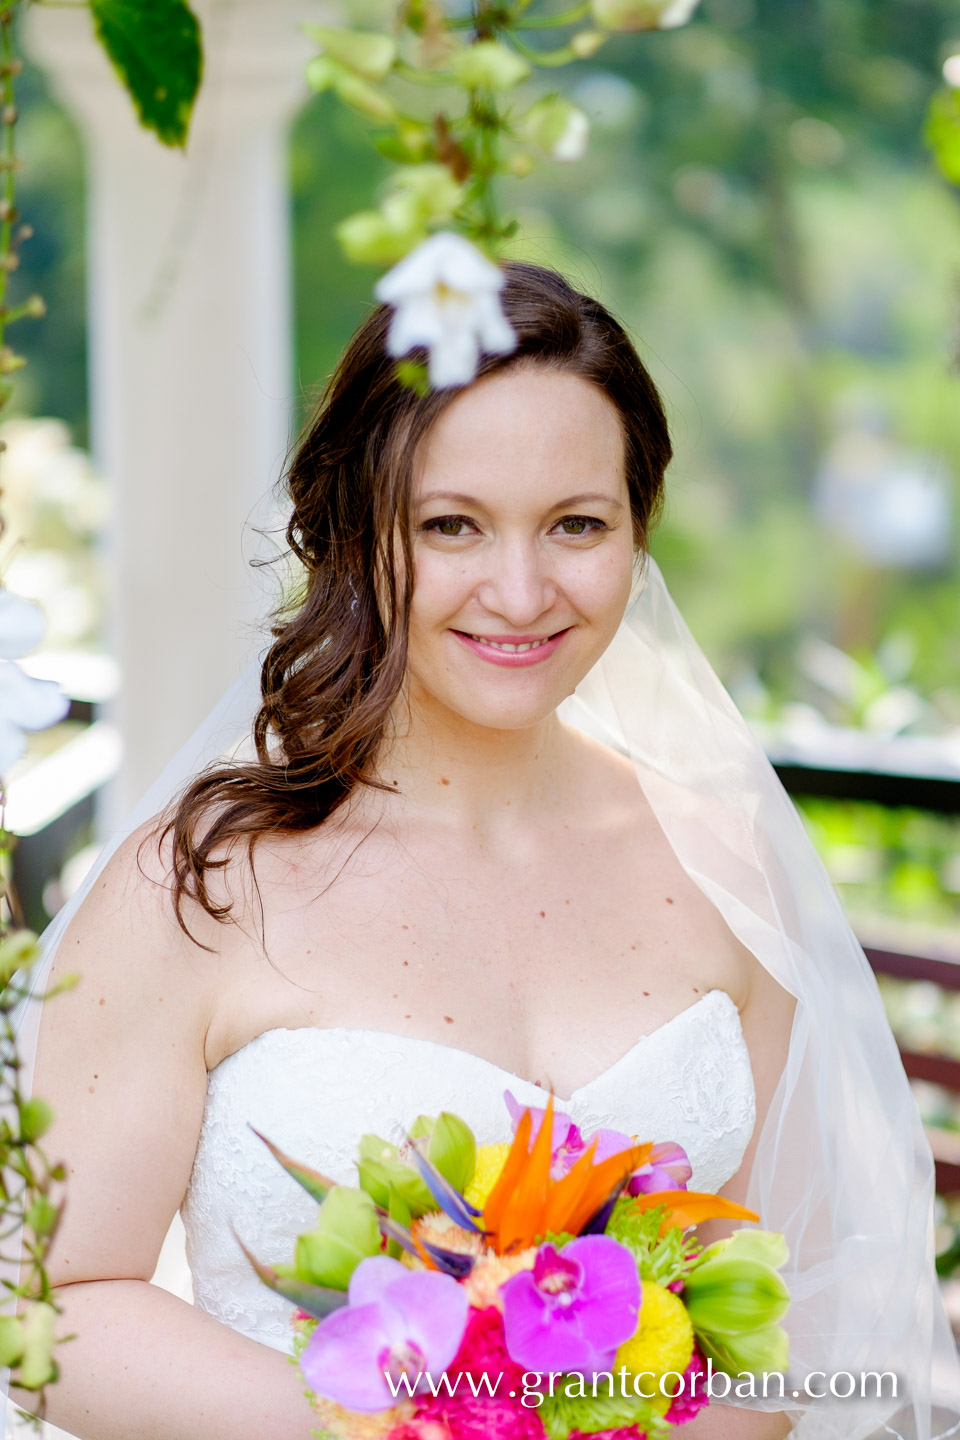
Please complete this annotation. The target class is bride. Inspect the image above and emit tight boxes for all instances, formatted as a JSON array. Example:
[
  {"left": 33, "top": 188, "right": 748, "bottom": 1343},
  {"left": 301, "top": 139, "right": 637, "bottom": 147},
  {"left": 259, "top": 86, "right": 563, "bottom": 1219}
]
[{"left": 11, "top": 262, "right": 958, "bottom": 1440}]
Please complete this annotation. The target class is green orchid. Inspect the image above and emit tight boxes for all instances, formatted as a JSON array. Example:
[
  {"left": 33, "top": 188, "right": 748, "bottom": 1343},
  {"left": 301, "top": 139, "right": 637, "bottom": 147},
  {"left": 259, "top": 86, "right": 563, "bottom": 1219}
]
[
  {"left": 683, "top": 1229, "right": 790, "bottom": 1375},
  {"left": 292, "top": 1186, "right": 381, "bottom": 1291},
  {"left": 357, "top": 1111, "right": 476, "bottom": 1217}
]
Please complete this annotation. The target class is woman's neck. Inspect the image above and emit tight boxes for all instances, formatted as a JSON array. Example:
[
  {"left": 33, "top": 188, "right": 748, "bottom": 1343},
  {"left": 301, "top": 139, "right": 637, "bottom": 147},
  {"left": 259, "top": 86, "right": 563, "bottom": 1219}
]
[{"left": 373, "top": 691, "right": 575, "bottom": 834}]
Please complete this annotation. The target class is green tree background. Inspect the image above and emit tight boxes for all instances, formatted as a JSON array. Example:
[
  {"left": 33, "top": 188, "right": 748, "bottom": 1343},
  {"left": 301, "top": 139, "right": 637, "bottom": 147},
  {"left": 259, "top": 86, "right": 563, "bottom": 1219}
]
[{"left": 9, "top": 0, "right": 960, "bottom": 713}]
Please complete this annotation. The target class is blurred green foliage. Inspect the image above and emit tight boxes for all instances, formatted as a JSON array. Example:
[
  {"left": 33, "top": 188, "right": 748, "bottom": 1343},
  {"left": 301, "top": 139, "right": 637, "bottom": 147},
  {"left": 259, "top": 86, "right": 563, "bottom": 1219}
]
[
  {"left": 288, "top": 0, "right": 960, "bottom": 717},
  {"left": 799, "top": 797, "right": 960, "bottom": 929},
  {"left": 8, "top": 0, "right": 960, "bottom": 725}
]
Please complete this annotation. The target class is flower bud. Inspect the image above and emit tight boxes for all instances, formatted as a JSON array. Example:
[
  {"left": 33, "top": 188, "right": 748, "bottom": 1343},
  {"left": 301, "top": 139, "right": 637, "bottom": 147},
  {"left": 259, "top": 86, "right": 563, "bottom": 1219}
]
[
  {"left": 17, "top": 1302, "right": 57, "bottom": 1390},
  {"left": 305, "top": 26, "right": 397, "bottom": 82},
  {"left": 570, "top": 29, "right": 608, "bottom": 56},
  {"left": 507, "top": 152, "right": 536, "bottom": 177},
  {"left": 333, "top": 72, "right": 398, "bottom": 124},
  {"left": 335, "top": 209, "right": 424, "bottom": 266},
  {"left": 19, "top": 1098, "right": 54, "bottom": 1143},
  {"left": 521, "top": 96, "right": 590, "bottom": 161},
  {"left": 294, "top": 1187, "right": 381, "bottom": 1290},
  {"left": 306, "top": 55, "right": 341, "bottom": 93},
  {"left": 0, "top": 1316, "right": 24, "bottom": 1368},
  {"left": 388, "top": 164, "right": 465, "bottom": 222},
  {"left": 590, "top": 0, "right": 700, "bottom": 31},
  {"left": 26, "top": 1195, "right": 59, "bottom": 1239},
  {"left": 0, "top": 929, "right": 41, "bottom": 985},
  {"left": 453, "top": 40, "right": 531, "bottom": 92}
]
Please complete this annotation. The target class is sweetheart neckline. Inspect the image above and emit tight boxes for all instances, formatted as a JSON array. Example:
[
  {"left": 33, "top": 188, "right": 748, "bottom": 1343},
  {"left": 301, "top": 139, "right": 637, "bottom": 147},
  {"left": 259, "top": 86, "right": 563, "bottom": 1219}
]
[{"left": 212, "top": 987, "right": 743, "bottom": 1108}]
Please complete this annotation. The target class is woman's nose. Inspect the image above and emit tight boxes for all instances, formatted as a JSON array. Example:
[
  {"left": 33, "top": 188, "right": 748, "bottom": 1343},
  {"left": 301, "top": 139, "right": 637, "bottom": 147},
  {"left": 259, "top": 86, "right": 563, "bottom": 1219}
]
[{"left": 475, "top": 538, "right": 557, "bottom": 626}]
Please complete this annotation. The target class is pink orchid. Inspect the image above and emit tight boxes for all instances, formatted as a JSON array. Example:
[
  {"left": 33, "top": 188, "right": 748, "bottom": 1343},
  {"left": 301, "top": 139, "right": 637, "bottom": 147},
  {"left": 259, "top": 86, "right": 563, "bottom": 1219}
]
[{"left": 503, "top": 1092, "right": 690, "bottom": 1191}]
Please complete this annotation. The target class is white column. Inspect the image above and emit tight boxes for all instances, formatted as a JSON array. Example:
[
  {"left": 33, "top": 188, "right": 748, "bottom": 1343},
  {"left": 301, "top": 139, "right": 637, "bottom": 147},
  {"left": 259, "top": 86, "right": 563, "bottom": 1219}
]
[{"left": 25, "top": 0, "right": 321, "bottom": 826}]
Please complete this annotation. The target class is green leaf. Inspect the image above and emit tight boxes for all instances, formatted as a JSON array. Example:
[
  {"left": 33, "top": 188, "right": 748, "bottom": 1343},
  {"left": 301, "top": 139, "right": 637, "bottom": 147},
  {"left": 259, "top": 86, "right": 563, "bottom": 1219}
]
[
  {"left": 249, "top": 1127, "right": 334, "bottom": 1204},
  {"left": 89, "top": 0, "right": 203, "bottom": 148},
  {"left": 926, "top": 88, "right": 960, "bottom": 186},
  {"left": 234, "top": 1232, "right": 349, "bottom": 1321}
]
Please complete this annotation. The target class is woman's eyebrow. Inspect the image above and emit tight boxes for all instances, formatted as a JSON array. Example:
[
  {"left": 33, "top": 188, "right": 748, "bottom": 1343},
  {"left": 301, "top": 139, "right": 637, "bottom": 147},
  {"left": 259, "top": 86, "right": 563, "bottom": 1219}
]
[{"left": 417, "top": 489, "right": 624, "bottom": 509}]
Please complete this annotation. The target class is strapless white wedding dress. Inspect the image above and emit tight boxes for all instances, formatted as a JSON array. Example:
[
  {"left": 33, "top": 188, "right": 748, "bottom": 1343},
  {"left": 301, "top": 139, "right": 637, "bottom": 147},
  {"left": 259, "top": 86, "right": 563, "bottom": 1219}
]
[{"left": 179, "top": 987, "right": 756, "bottom": 1354}]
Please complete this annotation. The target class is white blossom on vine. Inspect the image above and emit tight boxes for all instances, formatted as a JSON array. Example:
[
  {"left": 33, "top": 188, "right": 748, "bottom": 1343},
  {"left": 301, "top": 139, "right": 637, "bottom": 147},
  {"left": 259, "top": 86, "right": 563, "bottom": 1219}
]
[
  {"left": 375, "top": 232, "right": 517, "bottom": 389},
  {"left": 0, "top": 591, "right": 68, "bottom": 773}
]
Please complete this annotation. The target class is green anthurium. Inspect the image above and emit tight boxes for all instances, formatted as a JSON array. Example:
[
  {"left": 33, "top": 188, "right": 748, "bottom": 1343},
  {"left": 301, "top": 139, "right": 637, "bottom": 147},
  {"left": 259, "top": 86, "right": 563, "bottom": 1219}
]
[
  {"left": 17, "top": 1302, "right": 57, "bottom": 1390},
  {"left": 359, "top": 1132, "right": 434, "bottom": 1212},
  {"left": 699, "top": 1229, "right": 789, "bottom": 1270},
  {"left": 425, "top": 1111, "right": 476, "bottom": 1195},
  {"left": 696, "top": 1322, "right": 790, "bottom": 1377},
  {"left": 684, "top": 1228, "right": 790, "bottom": 1376},
  {"left": 293, "top": 1187, "right": 381, "bottom": 1290}
]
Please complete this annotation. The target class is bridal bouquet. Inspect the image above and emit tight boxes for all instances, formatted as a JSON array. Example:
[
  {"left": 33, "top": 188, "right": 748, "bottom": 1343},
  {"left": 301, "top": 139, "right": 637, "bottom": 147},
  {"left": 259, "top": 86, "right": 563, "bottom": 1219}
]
[{"left": 243, "top": 1093, "right": 790, "bottom": 1440}]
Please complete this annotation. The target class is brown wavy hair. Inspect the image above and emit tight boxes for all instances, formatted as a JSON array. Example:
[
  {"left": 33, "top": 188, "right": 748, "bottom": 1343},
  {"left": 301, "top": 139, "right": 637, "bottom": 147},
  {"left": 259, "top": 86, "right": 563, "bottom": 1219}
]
[{"left": 152, "top": 261, "right": 673, "bottom": 945}]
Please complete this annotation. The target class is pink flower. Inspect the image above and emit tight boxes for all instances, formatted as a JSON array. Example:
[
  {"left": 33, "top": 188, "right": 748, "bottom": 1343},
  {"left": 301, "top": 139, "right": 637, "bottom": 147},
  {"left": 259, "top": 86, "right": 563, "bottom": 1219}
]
[
  {"left": 502, "top": 1092, "right": 690, "bottom": 1193},
  {"left": 665, "top": 1345, "right": 709, "bottom": 1425},
  {"left": 501, "top": 1238, "right": 640, "bottom": 1375},
  {"left": 504, "top": 1092, "right": 634, "bottom": 1180},
  {"left": 626, "top": 1141, "right": 692, "bottom": 1195},
  {"left": 408, "top": 1307, "right": 546, "bottom": 1440},
  {"left": 569, "top": 1430, "right": 645, "bottom": 1439},
  {"left": 301, "top": 1256, "right": 468, "bottom": 1412}
]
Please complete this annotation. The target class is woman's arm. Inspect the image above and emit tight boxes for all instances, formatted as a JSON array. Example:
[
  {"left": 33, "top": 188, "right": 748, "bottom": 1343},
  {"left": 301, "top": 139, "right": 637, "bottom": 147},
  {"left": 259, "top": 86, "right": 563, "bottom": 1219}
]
[
  {"left": 14, "top": 824, "right": 315, "bottom": 1440},
  {"left": 16, "top": 1281, "right": 320, "bottom": 1440}
]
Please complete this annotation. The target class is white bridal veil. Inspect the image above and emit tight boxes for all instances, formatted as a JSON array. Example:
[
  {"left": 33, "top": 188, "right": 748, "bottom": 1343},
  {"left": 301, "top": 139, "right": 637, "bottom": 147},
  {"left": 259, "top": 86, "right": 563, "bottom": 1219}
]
[{"left": 6, "top": 556, "right": 960, "bottom": 1440}]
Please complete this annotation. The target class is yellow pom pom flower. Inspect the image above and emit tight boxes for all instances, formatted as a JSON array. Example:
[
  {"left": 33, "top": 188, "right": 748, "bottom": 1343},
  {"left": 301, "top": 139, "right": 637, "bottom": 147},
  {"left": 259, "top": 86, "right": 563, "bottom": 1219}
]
[
  {"left": 464, "top": 1142, "right": 512, "bottom": 1210},
  {"left": 616, "top": 1279, "right": 695, "bottom": 1382}
]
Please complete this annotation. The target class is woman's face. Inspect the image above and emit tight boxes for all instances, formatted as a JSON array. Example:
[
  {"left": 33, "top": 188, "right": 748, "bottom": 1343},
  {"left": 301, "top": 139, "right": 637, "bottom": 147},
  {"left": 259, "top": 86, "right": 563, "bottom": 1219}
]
[{"left": 405, "top": 366, "right": 635, "bottom": 733}]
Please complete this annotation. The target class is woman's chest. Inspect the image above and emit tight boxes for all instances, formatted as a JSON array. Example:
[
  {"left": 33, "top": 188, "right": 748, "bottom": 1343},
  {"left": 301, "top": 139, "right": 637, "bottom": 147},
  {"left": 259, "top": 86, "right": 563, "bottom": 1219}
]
[{"left": 210, "top": 821, "right": 749, "bottom": 1091}]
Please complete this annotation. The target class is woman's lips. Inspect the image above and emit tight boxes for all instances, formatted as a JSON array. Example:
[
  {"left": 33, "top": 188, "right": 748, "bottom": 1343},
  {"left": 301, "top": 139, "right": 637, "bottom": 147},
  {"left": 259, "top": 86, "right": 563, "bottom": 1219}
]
[{"left": 451, "top": 628, "right": 570, "bottom": 667}]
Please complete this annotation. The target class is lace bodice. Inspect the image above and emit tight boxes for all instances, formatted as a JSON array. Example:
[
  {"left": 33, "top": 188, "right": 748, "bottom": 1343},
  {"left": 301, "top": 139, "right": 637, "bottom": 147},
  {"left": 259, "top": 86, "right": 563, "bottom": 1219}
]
[{"left": 179, "top": 987, "right": 756, "bottom": 1353}]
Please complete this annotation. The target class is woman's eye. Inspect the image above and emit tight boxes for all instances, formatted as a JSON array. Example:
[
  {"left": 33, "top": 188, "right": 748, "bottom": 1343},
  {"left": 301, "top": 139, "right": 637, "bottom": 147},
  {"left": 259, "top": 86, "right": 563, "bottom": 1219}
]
[
  {"left": 423, "top": 515, "right": 475, "bottom": 537},
  {"left": 554, "top": 515, "right": 605, "bottom": 536}
]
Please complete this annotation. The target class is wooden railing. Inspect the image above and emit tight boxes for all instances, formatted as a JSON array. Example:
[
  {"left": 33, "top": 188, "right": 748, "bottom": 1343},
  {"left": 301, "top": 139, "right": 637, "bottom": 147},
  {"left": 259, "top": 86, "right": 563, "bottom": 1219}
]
[{"left": 773, "top": 745, "right": 960, "bottom": 1194}]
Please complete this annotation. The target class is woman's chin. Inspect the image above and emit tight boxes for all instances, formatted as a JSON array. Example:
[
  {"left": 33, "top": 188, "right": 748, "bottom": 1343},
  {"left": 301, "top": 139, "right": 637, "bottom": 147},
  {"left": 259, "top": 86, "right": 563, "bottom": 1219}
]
[{"left": 430, "top": 688, "right": 570, "bottom": 734}]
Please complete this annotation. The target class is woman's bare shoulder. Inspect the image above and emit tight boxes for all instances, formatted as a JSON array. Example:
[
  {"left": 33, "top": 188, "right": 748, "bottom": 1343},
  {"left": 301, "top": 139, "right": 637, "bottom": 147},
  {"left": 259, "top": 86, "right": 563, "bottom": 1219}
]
[{"left": 48, "top": 814, "right": 226, "bottom": 1018}]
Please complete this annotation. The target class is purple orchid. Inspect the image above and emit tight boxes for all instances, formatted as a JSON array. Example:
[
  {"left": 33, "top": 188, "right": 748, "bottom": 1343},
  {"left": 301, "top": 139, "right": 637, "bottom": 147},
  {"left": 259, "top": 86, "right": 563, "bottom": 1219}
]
[
  {"left": 626, "top": 1140, "right": 693, "bottom": 1195},
  {"left": 300, "top": 1254, "right": 468, "bottom": 1412},
  {"left": 500, "top": 1236, "right": 641, "bottom": 1375},
  {"left": 503, "top": 1091, "right": 635, "bottom": 1179},
  {"left": 503, "top": 1090, "right": 691, "bottom": 1192}
]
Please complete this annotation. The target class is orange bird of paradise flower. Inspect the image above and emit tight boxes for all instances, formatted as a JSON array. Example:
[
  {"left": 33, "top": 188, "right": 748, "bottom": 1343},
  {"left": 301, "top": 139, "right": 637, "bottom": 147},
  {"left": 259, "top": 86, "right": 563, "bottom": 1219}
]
[{"left": 482, "top": 1096, "right": 758, "bottom": 1253}]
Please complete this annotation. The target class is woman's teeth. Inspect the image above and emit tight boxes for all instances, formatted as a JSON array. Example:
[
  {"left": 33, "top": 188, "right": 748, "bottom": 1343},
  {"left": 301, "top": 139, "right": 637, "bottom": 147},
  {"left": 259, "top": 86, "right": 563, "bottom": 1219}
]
[{"left": 469, "top": 635, "right": 552, "bottom": 653}]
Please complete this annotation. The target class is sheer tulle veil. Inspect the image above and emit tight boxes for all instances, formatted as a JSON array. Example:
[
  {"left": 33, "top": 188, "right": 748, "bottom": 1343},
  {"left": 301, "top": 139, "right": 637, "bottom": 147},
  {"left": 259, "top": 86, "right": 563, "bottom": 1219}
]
[{"left": 6, "top": 556, "right": 960, "bottom": 1440}]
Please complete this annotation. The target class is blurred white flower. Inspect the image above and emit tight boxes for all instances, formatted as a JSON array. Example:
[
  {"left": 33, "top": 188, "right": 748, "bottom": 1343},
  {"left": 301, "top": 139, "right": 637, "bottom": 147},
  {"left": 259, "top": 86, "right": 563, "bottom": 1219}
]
[
  {"left": 375, "top": 231, "right": 517, "bottom": 389},
  {"left": 0, "top": 590, "right": 46, "bottom": 659},
  {"left": 523, "top": 96, "right": 591, "bottom": 161},
  {"left": 0, "top": 590, "right": 69, "bottom": 772},
  {"left": 591, "top": 0, "right": 699, "bottom": 30}
]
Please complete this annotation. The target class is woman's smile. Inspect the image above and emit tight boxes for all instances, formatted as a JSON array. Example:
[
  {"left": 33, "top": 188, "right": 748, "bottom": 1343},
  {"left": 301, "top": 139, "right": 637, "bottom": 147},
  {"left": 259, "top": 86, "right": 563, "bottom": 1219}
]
[{"left": 451, "top": 626, "right": 572, "bottom": 666}]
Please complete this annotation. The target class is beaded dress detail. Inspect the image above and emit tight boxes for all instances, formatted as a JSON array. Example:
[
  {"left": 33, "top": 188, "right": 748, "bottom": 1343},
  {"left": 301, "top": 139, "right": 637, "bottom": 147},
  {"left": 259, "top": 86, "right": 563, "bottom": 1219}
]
[{"left": 180, "top": 987, "right": 755, "bottom": 1352}]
